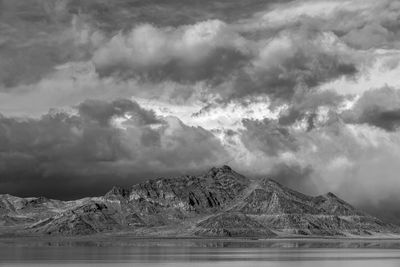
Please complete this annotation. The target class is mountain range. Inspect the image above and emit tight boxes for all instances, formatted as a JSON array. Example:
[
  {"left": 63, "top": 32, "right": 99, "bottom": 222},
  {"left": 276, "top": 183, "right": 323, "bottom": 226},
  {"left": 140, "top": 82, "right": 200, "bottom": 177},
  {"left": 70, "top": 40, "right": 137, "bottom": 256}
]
[{"left": 0, "top": 166, "right": 398, "bottom": 238}]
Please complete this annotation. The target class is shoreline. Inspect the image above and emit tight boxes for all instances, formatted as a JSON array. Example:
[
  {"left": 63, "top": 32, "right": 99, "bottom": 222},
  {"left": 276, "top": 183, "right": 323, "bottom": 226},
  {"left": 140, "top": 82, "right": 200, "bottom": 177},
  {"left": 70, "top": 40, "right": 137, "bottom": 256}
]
[{"left": 2, "top": 234, "right": 400, "bottom": 243}]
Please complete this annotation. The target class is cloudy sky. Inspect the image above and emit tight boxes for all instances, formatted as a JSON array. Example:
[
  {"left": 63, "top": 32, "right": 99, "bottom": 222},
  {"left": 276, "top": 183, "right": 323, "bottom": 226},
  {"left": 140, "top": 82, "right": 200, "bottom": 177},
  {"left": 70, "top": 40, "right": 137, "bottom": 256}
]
[{"left": 1, "top": 0, "right": 400, "bottom": 222}]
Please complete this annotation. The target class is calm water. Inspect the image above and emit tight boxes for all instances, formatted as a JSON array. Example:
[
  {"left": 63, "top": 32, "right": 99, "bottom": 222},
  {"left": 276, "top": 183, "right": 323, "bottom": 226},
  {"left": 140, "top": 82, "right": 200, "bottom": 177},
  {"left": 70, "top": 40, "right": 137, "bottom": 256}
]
[{"left": 1, "top": 239, "right": 400, "bottom": 267}]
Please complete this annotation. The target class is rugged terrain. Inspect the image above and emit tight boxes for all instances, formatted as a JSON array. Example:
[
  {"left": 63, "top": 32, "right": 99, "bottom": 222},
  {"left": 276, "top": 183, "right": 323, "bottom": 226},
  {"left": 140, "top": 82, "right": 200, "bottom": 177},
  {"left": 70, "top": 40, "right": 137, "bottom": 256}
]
[{"left": 0, "top": 166, "right": 398, "bottom": 238}]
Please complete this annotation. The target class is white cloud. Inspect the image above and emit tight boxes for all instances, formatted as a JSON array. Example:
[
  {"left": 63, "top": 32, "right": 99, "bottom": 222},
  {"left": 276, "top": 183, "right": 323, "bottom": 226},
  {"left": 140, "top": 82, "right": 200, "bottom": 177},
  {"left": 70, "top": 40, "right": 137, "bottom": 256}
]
[{"left": 93, "top": 20, "right": 250, "bottom": 71}]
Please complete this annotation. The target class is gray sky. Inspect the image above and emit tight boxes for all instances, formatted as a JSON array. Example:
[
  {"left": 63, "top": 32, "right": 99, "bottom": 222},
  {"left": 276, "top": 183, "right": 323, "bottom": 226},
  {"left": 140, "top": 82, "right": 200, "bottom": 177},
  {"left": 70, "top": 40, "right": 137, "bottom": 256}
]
[{"left": 1, "top": 0, "right": 400, "bottom": 223}]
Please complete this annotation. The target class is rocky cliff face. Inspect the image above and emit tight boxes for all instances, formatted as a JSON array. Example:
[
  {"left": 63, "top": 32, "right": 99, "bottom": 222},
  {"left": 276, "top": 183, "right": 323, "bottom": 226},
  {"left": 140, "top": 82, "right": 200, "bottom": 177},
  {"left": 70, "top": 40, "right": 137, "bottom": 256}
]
[{"left": 0, "top": 166, "right": 398, "bottom": 237}]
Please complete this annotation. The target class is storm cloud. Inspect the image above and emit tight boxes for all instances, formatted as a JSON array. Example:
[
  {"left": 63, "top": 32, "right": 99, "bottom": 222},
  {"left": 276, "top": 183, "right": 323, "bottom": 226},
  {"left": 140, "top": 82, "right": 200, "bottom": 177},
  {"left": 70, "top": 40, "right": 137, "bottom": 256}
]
[
  {"left": 0, "top": 99, "right": 228, "bottom": 199},
  {"left": 2, "top": 0, "right": 400, "bottom": 224},
  {"left": 343, "top": 87, "right": 400, "bottom": 131}
]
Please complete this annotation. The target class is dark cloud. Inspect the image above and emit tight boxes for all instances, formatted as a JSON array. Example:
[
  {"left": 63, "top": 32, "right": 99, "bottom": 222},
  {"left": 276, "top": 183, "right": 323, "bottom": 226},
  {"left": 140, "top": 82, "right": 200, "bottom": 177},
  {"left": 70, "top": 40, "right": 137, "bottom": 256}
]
[
  {"left": 268, "top": 163, "right": 318, "bottom": 195},
  {"left": 65, "top": 0, "right": 293, "bottom": 30},
  {"left": 356, "top": 108, "right": 400, "bottom": 132},
  {"left": 240, "top": 118, "right": 298, "bottom": 156},
  {"left": 77, "top": 98, "right": 159, "bottom": 126},
  {"left": 360, "top": 197, "right": 400, "bottom": 225},
  {"left": 0, "top": 44, "right": 68, "bottom": 89},
  {"left": 0, "top": 0, "right": 94, "bottom": 89},
  {"left": 279, "top": 90, "right": 348, "bottom": 130},
  {"left": 343, "top": 87, "right": 400, "bottom": 131}
]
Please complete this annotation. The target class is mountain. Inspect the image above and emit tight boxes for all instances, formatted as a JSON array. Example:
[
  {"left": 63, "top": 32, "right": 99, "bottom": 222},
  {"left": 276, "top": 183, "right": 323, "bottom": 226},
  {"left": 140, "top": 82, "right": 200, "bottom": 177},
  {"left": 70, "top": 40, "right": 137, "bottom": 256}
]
[{"left": 0, "top": 166, "right": 398, "bottom": 238}]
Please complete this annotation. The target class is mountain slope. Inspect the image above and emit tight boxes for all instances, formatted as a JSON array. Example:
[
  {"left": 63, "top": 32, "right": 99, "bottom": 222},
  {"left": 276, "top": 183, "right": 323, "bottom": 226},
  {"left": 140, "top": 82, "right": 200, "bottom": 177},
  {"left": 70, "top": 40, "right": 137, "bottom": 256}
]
[
  {"left": 227, "top": 178, "right": 392, "bottom": 236},
  {"left": 0, "top": 194, "right": 67, "bottom": 226},
  {"left": 0, "top": 166, "right": 398, "bottom": 237},
  {"left": 194, "top": 213, "right": 277, "bottom": 238},
  {"left": 30, "top": 201, "right": 127, "bottom": 235}
]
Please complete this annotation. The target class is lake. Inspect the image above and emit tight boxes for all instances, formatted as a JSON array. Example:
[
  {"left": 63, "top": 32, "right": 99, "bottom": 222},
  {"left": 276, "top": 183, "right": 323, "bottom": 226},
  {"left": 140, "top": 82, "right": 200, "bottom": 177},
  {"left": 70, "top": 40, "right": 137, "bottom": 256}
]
[{"left": 1, "top": 238, "right": 400, "bottom": 267}]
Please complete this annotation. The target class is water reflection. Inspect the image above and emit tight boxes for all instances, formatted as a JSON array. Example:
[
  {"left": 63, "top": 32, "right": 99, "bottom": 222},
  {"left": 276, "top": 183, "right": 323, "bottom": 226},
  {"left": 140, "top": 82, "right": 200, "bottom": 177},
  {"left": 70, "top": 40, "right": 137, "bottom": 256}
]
[
  {"left": 1, "top": 239, "right": 400, "bottom": 266},
  {"left": 2, "top": 238, "right": 400, "bottom": 249}
]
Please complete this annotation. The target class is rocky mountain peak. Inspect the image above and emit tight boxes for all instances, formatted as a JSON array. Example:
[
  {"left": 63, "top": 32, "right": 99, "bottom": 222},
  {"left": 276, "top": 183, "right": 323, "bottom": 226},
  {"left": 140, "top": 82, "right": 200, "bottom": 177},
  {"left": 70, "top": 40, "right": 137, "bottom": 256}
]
[
  {"left": 205, "top": 165, "right": 250, "bottom": 188},
  {"left": 325, "top": 192, "right": 338, "bottom": 198},
  {"left": 207, "top": 165, "right": 233, "bottom": 177}
]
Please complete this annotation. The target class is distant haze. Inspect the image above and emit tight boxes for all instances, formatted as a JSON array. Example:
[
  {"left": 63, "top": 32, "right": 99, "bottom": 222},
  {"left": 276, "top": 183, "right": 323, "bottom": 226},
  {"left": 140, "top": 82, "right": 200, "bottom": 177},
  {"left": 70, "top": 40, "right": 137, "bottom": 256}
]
[{"left": 1, "top": 0, "right": 400, "bottom": 224}]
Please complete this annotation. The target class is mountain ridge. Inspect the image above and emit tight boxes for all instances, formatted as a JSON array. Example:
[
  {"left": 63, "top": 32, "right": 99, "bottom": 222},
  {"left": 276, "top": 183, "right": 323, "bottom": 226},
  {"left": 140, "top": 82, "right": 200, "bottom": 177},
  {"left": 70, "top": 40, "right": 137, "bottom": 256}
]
[{"left": 0, "top": 166, "right": 398, "bottom": 238}]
